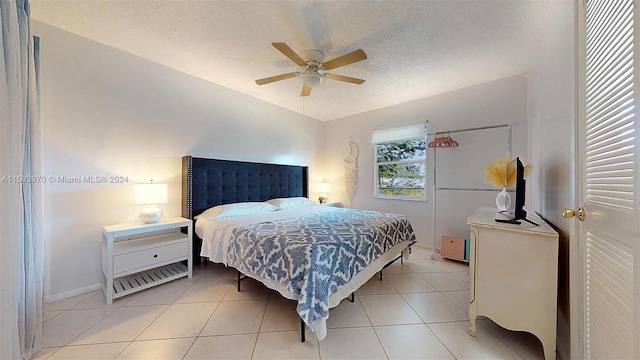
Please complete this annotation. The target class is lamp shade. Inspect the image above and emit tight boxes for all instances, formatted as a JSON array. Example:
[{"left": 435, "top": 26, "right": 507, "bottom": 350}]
[
  {"left": 135, "top": 183, "right": 168, "bottom": 205},
  {"left": 317, "top": 182, "right": 331, "bottom": 193}
]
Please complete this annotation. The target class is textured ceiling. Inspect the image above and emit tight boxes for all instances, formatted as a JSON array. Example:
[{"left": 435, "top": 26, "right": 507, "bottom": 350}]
[{"left": 30, "top": 0, "right": 551, "bottom": 122}]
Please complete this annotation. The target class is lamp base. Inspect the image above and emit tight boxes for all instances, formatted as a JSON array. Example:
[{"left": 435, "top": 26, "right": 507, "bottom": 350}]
[{"left": 139, "top": 205, "right": 163, "bottom": 224}]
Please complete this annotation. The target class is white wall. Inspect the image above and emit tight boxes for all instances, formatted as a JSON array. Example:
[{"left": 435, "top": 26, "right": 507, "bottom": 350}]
[
  {"left": 32, "top": 21, "right": 325, "bottom": 301},
  {"left": 527, "top": 1, "right": 576, "bottom": 359},
  {"left": 324, "top": 75, "right": 528, "bottom": 247}
]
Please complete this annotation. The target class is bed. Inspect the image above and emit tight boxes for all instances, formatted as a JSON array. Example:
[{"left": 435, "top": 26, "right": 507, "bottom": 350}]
[{"left": 181, "top": 156, "right": 416, "bottom": 341}]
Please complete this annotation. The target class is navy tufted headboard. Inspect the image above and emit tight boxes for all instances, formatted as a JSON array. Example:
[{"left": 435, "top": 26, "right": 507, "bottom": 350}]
[{"left": 181, "top": 156, "right": 309, "bottom": 262}]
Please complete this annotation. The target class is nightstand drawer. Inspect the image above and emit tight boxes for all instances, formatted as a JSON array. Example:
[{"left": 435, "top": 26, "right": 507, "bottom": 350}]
[{"left": 114, "top": 241, "right": 188, "bottom": 275}]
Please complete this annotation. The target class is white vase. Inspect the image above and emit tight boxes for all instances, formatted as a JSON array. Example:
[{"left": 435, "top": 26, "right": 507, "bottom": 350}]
[{"left": 496, "top": 187, "right": 511, "bottom": 211}]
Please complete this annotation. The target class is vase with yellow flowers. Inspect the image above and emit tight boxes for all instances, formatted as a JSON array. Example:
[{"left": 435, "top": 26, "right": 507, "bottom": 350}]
[{"left": 483, "top": 155, "right": 531, "bottom": 211}]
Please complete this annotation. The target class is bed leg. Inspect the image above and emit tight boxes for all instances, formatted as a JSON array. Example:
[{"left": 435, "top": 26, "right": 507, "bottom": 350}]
[
  {"left": 237, "top": 271, "right": 241, "bottom": 292},
  {"left": 349, "top": 292, "right": 355, "bottom": 303},
  {"left": 379, "top": 270, "right": 383, "bottom": 281},
  {"left": 301, "top": 318, "right": 306, "bottom": 343},
  {"left": 401, "top": 255, "right": 404, "bottom": 265}
]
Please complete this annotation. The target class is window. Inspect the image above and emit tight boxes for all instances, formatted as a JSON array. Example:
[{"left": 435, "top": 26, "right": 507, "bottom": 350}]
[{"left": 373, "top": 123, "right": 427, "bottom": 200}]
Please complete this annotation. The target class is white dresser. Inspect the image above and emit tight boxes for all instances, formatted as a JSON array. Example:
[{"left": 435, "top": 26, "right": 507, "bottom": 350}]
[{"left": 467, "top": 207, "right": 559, "bottom": 360}]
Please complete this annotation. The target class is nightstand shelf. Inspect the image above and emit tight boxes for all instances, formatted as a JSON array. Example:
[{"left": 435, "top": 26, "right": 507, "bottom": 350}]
[
  {"left": 102, "top": 217, "right": 192, "bottom": 304},
  {"left": 112, "top": 262, "right": 188, "bottom": 299}
]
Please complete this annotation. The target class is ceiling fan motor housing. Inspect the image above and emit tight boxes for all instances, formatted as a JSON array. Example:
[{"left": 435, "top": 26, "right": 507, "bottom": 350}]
[{"left": 300, "top": 49, "right": 325, "bottom": 65}]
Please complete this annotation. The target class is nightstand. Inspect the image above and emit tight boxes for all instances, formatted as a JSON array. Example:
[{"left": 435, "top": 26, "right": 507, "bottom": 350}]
[{"left": 101, "top": 217, "right": 192, "bottom": 304}]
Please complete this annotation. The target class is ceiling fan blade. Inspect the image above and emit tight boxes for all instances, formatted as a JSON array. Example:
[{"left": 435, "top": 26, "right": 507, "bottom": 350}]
[
  {"left": 301, "top": 83, "right": 312, "bottom": 97},
  {"left": 272, "top": 42, "right": 307, "bottom": 66},
  {"left": 255, "top": 72, "right": 299, "bottom": 85},
  {"left": 322, "top": 49, "right": 367, "bottom": 70},
  {"left": 324, "top": 73, "right": 365, "bottom": 85}
]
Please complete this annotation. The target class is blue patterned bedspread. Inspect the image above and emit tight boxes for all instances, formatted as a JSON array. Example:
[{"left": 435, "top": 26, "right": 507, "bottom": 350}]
[{"left": 225, "top": 208, "right": 416, "bottom": 335}]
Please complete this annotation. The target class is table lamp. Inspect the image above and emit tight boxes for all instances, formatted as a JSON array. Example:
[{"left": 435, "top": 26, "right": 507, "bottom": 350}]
[
  {"left": 135, "top": 181, "right": 168, "bottom": 223},
  {"left": 318, "top": 182, "right": 331, "bottom": 204}
]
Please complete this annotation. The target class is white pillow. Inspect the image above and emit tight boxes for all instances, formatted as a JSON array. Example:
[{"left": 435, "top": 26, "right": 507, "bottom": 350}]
[
  {"left": 267, "top": 197, "right": 316, "bottom": 210},
  {"left": 199, "top": 202, "right": 277, "bottom": 220}
]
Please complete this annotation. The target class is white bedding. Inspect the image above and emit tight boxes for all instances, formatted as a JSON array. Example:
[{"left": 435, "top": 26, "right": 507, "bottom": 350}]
[{"left": 196, "top": 205, "right": 338, "bottom": 264}]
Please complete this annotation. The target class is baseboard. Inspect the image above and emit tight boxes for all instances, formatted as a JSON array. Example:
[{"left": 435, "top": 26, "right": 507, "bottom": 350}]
[{"left": 45, "top": 283, "right": 101, "bottom": 303}]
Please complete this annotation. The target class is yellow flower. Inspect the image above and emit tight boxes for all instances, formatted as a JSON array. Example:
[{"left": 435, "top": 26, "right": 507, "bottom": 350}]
[{"left": 483, "top": 155, "right": 531, "bottom": 188}]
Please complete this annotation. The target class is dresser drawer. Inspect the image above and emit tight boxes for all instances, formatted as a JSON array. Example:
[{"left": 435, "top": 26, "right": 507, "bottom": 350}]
[{"left": 114, "top": 240, "right": 188, "bottom": 276}]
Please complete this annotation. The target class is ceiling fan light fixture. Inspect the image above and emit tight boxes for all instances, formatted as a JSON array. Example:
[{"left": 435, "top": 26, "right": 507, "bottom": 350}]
[{"left": 302, "top": 71, "right": 323, "bottom": 87}]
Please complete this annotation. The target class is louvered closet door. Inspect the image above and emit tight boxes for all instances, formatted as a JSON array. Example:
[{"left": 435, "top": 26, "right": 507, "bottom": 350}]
[{"left": 579, "top": 0, "right": 640, "bottom": 358}]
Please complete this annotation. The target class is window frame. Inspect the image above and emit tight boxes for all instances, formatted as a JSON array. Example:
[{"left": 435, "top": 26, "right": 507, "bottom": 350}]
[{"left": 373, "top": 123, "right": 428, "bottom": 201}]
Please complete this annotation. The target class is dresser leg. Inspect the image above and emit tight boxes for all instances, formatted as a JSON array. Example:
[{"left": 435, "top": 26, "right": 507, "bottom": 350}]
[
  {"left": 543, "top": 346, "right": 556, "bottom": 360},
  {"left": 468, "top": 308, "right": 477, "bottom": 336},
  {"left": 539, "top": 332, "right": 557, "bottom": 360}
]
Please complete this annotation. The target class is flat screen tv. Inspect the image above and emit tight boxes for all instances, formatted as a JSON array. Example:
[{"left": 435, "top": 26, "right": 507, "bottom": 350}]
[
  {"left": 514, "top": 157, "right": 527, "bottom": 221},
  {"left": 497, "top": 157, "right": 538, "bottom": 226}
]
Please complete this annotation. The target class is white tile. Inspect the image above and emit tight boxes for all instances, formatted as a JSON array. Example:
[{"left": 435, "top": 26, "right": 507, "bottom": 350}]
[
  {"left": 375, "top": 324, "right": 455, "bottom": 359},
  {"left": 46, "top": 342, "right": 129, "bottom": 360},
  {"left": 72, "top": 291, "right": 132, "bottom": 310},
  {"left": 478, "top": 319, "right": 545, "bottom": 360},
  {"left": 402, "top": 292, "right": 468, "bottom": 323},
  {"left": 200, "top": 300, "right": 267, "bottom": 336},
  {"left": 71, "top": 305, "right": 167, "bottom": 344},
  {"left": 252, "top": 331, "right": 319, "bottom": 360},
  {"left": 409, "top": 246, "right": 432, "bottom": 260},
  {"left": 186, "top": 263, "right": 210, "bottom": 282},
  {"left": 197, "top": 264, "right": 238, "bottom": 282},
  {"left": 260, "top": 298, "right": 301, "bottom": 332},
  {"left": 42, "top": 309, "right": 115, "bottom": 347},
  {"left": 123, "top": 280, "right": 192, "bottom": 306},
  {"left": 137, "top": 302, "right": 217, "bottom": 340},
  {"left": 385, "top": 273, "right": 438, "bottom": 293},
  {"left": 30, "top": 347, "right": 60, "bottom": 360},
  {"left": 115, "top": 338, "right": 195, "bottom": 360},
  {"left": 319, "top": 327, "right": 387, "bottom": 360},
  {"left": 355, "top": 276, "right": 397, "bottom": 295},
  {"left": 46, "top": 291, "right": 100, "bottom": 311},
  {"left": 379, "top": 261, "right": 416, "bottom": 274},
  {"left": 184, "top": 334, "right": 257, "bottom": 360},
  {"left": 441, "top": 290, "right": 470, "bottom": 314},
  {"left": 326, "top": 297, "right": 371, "bottom": 329},
  {"left": 359, "top": 294, "right": 422, "bottom": 326},
  {"left": 404, "top": 260, "right": 446, "bottom": 273},
  {"left": 451, "top": 271, "right": 470, "bottom": 284},
  {"left": 428, "top": 321, "right": 523, "bottom": 359},
  {"left": 431, "top": 257, "right": 470, "bottom": 272},
  {"left": 223, "top": 277, "right": 271, "bottom": 301},
  {"left": 175, "top": 280, "right": 232, "bottom": 303},
  {"left": 418, "top": 272, "right": 468, "bottom": 291},
  {"left": 43, "top": 311, "right": 62, "bottom": 322}
]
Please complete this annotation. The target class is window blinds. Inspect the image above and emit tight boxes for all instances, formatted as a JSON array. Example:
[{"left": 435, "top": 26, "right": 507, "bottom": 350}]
[{"left": 371, "top": 123, "right": 427, "bottom": 144}]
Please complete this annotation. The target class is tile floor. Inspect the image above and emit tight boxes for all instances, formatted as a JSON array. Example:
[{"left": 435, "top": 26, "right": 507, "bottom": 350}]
[{"left": 34, "top": 246, "right": 546, "bottom": 360}]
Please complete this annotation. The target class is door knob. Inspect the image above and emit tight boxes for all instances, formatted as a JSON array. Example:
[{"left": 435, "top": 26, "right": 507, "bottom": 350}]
[{"left": 563, "top": 207, "right": 585, "bottom": 221}]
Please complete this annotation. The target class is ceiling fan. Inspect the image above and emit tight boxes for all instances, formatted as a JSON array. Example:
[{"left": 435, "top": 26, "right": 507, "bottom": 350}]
[{"left": 255, "top": 42, "right": 367, "bottom": 96}]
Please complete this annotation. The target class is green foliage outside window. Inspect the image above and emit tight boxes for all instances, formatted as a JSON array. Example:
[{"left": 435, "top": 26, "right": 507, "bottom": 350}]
[{"left": 375, "top": 139, "right": 427, "bottom": 199}]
